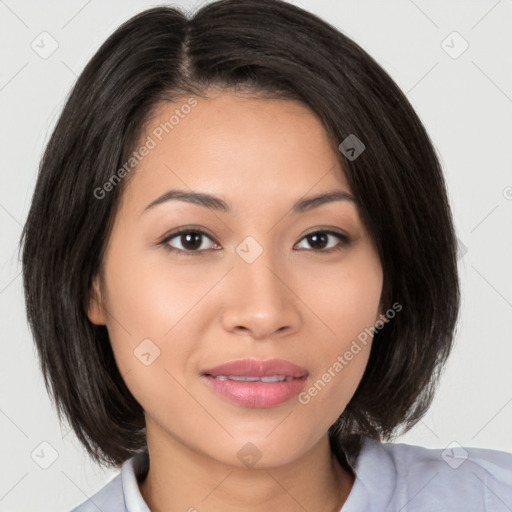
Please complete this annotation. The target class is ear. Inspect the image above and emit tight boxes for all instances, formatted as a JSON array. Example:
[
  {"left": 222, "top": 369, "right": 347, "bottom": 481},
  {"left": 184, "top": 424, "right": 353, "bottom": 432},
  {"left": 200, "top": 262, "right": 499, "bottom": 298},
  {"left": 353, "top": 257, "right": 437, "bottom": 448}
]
[{"left": 87, "top": 274, "right": 108, "bottom": 325}]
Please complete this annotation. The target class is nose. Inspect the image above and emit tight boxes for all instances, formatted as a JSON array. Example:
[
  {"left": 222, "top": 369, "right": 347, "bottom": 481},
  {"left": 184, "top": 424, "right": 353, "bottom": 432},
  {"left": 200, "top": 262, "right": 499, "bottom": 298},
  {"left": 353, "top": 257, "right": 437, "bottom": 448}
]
[{"left": 220, "top": 250, "right": 302, "bottom": 340}]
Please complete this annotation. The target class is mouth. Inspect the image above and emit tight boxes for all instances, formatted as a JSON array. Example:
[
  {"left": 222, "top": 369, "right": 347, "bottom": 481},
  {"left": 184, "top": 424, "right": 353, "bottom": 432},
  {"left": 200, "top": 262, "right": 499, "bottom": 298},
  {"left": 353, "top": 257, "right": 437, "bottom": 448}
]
[
  {"left": 206, "top": 375, "right": 296, "bottom": 382},
  {"left": 200, "top": 358, "right": 309, "bottom": 408}
]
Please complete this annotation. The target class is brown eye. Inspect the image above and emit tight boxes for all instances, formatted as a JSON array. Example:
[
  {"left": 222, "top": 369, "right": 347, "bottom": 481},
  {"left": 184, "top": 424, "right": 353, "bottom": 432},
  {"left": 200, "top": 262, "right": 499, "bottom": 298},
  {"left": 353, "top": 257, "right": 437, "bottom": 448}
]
[
  {"left": 160, "top": 229, "right": 218, "bottom": 255},
  {"left": 295, "top": 230, "right": 350, "bottom": 253},
  {"left": 176, "top": 231, "right": 204, "bottom": 251},
  {"left": 306, "top": 232, "right": 329, "bottom": 250}
]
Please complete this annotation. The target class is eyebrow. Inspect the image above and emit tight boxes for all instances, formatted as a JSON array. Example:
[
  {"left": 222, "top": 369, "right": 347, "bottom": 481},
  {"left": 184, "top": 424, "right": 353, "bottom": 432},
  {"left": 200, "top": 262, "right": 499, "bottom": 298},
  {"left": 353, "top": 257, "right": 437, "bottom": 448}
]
[{"left": 142, "top": 189, "right": 356, "bottom": 215}]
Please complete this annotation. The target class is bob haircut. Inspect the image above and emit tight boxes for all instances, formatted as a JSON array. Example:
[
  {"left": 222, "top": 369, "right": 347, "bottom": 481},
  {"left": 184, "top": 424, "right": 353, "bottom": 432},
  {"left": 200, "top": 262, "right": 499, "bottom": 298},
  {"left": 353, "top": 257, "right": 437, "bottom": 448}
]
[{"left": 20, "top": 0, "right": 460, "bottom": 471}]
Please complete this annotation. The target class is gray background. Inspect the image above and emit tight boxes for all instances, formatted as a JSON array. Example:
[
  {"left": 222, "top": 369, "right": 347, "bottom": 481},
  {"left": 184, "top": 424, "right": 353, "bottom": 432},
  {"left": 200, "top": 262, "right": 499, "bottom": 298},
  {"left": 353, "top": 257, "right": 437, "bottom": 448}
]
[{"left": 1, "top": 0, "right": 511, "bottom": 511}]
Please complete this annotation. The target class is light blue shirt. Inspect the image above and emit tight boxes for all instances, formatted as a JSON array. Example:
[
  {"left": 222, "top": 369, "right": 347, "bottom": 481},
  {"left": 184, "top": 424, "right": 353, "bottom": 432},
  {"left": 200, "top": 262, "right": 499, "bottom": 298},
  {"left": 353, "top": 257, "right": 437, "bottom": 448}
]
[{"left": 70, "top": 437, "right": 512, "bottom": 511}]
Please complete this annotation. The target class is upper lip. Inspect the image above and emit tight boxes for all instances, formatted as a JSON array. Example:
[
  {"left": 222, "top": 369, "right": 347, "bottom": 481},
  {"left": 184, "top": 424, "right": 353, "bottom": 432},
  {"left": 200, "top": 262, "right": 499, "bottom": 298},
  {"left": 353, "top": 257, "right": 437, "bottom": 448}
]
[{"left": 201, "top": 358, "right": 309, "bottom": 378}]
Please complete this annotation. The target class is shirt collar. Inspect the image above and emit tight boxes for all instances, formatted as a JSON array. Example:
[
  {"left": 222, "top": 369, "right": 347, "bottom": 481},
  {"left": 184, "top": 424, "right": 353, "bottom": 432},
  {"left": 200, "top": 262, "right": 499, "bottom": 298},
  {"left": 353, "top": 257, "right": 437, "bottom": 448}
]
[
  {"left": 120, "top": 437, "right": 395, "bottom": 512},
  {"left": 121, "top": 450, "right": 150, "bottom": 512}
]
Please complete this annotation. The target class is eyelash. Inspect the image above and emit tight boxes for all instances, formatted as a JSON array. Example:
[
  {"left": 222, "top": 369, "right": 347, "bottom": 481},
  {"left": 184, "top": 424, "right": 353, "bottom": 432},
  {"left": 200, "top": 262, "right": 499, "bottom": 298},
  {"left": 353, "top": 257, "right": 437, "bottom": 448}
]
[{"left": 157, "top": 227, "right": 351, "bottom": 256}]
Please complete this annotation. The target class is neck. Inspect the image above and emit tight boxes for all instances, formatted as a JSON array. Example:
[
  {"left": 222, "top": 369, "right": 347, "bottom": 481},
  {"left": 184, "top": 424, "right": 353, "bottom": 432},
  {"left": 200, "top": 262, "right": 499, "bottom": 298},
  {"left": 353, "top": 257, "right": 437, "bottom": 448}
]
[{"left": 138, "top": 418, "right": 355, "bottom": 512}]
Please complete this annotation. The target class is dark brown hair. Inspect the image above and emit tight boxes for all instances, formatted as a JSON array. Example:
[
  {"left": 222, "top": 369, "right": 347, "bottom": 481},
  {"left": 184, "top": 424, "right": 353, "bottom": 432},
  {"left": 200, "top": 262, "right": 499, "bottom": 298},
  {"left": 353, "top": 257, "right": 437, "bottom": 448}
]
[{"left": 19, "top": 0, "right": 460, "bottom": 471}]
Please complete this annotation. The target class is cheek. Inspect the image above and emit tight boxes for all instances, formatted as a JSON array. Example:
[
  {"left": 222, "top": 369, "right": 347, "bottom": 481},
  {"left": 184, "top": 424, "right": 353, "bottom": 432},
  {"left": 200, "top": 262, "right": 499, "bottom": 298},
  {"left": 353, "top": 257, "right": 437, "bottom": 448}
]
[
  {"left": 300, "top": 245, "right": 383, "bottom": 345},
  {"left": 101, "top": 234, "right": 224, "bottom": 344},
  {"left": 295, "top": 248, "right": 382, "bottom": 411},
  {"left": 98, "top": 241, "right": 226, "bottom": 409}
]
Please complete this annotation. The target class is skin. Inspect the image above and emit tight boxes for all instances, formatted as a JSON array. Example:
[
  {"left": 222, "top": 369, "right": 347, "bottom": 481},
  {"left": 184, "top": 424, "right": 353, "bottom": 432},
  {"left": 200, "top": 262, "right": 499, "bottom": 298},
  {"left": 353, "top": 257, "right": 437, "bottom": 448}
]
[{"left": 88, "top": 90, "right": 384, "bottom": 512}]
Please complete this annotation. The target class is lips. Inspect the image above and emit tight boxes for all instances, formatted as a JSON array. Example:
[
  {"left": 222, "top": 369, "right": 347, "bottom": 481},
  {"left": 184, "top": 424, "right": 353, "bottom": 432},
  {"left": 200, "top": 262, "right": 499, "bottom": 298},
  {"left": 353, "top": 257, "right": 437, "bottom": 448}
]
[
  {"left": 201, "top": 358, "right": 309, "bottom": 379},
  {"left": 201, "top": 358, "right": 309, "bottom": 408}
]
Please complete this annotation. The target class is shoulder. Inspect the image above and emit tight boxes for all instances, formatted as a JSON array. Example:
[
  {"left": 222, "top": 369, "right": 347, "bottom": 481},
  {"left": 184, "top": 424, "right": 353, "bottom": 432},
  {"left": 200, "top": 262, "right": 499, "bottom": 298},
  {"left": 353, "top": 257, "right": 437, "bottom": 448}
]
[
  {"left": 69, "top": 473, "right": 124, "bottom": 512},
  {"left": 353, "top": 438, "right": 512, "bottom": 512},
  {"left": 68, "top": 451, "right": 149, "bottom": 512}
]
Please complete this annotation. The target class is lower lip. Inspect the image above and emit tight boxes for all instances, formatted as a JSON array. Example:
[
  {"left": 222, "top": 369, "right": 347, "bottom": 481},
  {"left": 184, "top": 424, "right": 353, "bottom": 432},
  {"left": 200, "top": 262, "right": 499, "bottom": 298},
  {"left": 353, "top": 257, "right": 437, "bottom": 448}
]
[{"left": 202, "top": 375, "right": 308, "bottom": 408}]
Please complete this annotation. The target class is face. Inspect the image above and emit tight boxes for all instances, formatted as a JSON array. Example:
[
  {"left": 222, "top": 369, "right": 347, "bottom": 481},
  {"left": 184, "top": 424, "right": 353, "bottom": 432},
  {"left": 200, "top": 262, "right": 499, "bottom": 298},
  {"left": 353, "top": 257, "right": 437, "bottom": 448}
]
[{"left": 88, "top": 91, "right": 384, "bottom": 468}]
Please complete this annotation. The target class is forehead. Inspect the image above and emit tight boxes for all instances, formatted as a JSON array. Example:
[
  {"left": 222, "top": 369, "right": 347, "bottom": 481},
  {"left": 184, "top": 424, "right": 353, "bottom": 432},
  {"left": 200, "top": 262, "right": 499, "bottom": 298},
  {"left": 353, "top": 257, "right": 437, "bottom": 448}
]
[{"left": 120, "top": 92, "right": 352, "bottom": 213}]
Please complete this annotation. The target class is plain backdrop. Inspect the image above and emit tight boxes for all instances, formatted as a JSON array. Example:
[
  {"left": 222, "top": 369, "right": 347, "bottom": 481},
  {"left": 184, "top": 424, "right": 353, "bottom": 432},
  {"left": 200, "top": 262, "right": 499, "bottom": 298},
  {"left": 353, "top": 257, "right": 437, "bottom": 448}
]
[{"left": 1, "top": 1, "right": 511, "bottom": 511}]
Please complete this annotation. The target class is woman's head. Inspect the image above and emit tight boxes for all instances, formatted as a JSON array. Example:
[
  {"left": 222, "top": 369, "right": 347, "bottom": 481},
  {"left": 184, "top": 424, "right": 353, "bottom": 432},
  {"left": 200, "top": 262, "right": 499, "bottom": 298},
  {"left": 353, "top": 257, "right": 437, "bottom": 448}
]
[{"left": 20, "top": 0, "right": 460, "bottom": 470}]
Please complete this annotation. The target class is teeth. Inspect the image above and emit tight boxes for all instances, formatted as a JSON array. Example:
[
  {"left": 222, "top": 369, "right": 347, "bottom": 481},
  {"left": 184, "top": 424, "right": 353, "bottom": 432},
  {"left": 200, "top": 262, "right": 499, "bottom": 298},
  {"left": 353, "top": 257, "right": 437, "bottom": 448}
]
[
  {"left": 226, "top": 375, "right": 261, "bottom": 382},
  {"left": 260, "top": 375, "right": 288, "bottom": 383},
  {"left": 212, "top": 375, "right": 293, "bottom": 382}
]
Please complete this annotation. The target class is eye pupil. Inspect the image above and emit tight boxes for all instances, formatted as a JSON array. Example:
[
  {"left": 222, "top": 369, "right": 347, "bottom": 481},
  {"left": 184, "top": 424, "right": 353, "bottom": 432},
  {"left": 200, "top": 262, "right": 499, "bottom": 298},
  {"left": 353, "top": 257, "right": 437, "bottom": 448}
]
[
  {"left": 182, "top": 232, "right": 202, "bottom": 250},
  {"left": 308, "top": 233, "right": 328, "bottom": 249}
]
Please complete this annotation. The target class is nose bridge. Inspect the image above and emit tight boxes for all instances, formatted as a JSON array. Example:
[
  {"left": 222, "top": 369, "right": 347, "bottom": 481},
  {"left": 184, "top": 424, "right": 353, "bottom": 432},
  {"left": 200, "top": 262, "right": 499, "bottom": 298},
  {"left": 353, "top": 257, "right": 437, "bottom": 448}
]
[
  {"left": 236, "top": 245, "right": 283, "bottom": 302},
  {"left": 220, "top": 237, "right": 301, "bottom": 337}
]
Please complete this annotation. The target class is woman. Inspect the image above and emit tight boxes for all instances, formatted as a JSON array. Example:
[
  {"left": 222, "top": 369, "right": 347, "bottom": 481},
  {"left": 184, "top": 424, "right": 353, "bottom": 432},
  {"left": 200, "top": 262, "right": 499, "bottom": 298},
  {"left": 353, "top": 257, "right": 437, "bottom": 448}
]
[{"left": 20, "top": 1, "right": 512, "bottom": 511}]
